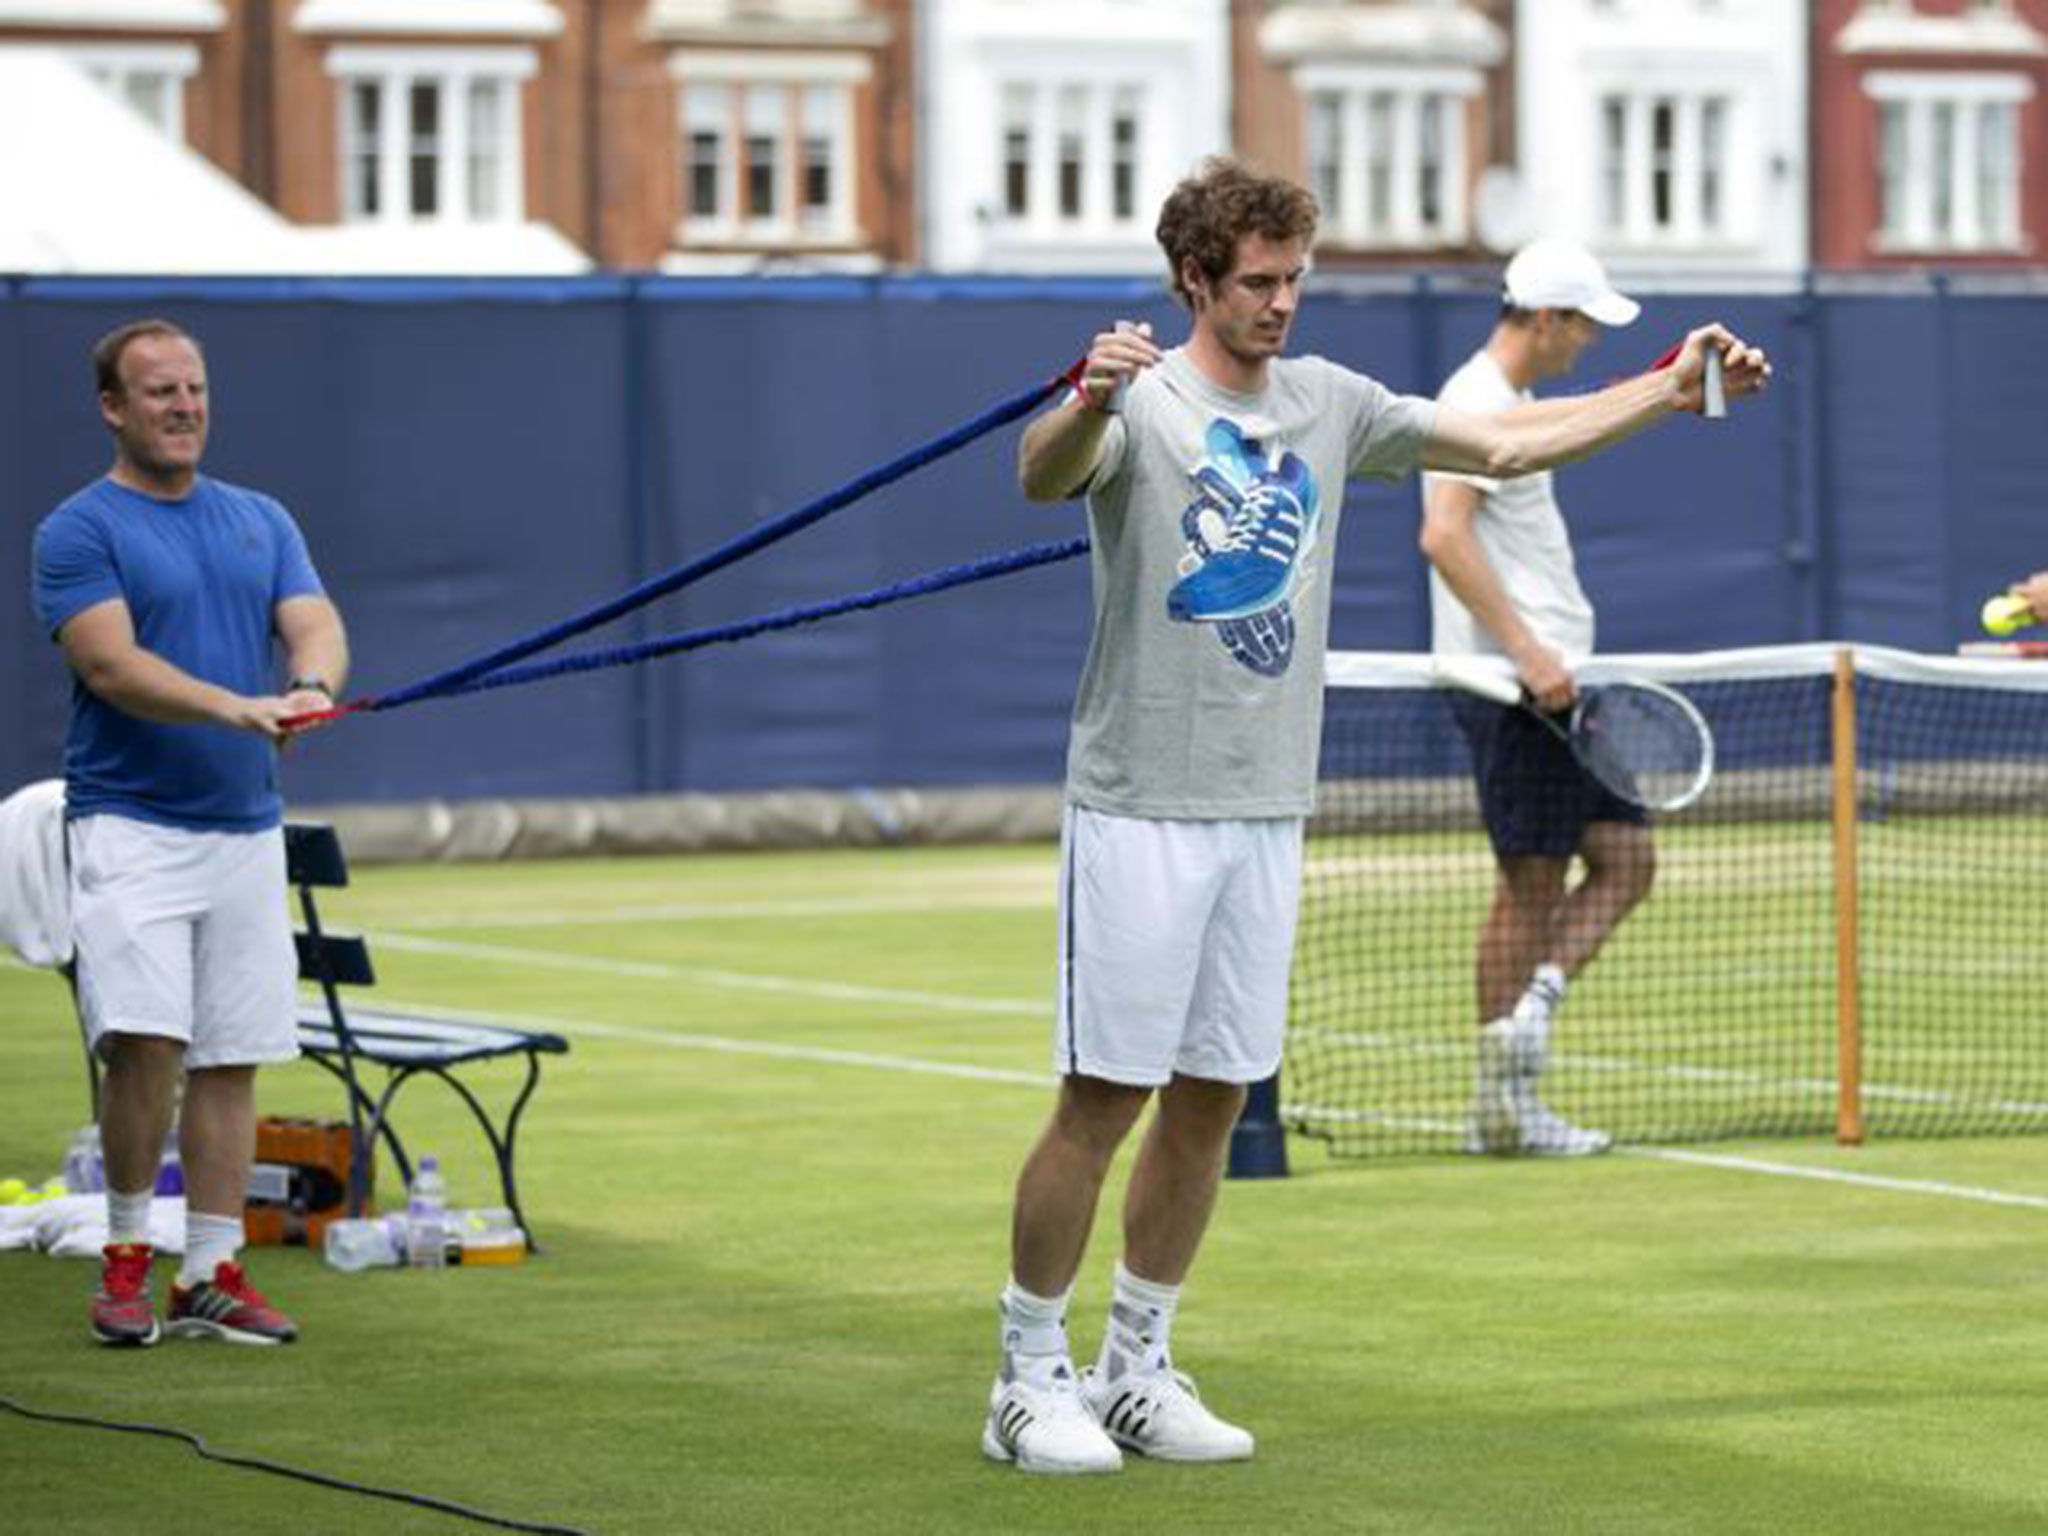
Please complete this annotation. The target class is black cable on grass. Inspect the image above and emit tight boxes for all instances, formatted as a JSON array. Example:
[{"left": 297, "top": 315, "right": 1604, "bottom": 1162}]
[{"left": 0, "top": 1393, "right": 590, "bottom": 1536}]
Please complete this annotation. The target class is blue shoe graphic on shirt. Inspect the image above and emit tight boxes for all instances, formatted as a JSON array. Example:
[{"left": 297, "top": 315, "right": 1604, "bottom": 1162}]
[{"left": 1166, "top": 421, "right": 1321, "bottom": 625}]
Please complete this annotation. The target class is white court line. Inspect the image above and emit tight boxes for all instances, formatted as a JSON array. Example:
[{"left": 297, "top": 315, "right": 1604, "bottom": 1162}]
[
  {"left": 351, "top": 995, "right": 1054, "bottom": 1088},
  {"left": 367, "top": 930, "right": 1043, "bottom": 1017},
  {"left": 28, "top": 940, "right": 2046, "bottom": 1209},
  {"left": 382, "top": 892, "right": 1051, "bottom": 929},
  {"left": 349, "top": 993, "right": 2048, "bottom": 1213},
  {"left": 1620, "top": 1146, "right": 2048, "bottom": 1210}
]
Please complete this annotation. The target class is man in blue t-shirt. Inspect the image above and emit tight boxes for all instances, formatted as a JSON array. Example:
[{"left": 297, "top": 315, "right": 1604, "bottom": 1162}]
[{"left": 32, "top": 319, "right": 349, "bottom": 1348}]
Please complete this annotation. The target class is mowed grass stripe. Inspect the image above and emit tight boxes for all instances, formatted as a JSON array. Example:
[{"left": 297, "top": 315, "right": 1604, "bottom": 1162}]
[{"left": 8, "top": 842, "right": 2048, "bottom": 1534}]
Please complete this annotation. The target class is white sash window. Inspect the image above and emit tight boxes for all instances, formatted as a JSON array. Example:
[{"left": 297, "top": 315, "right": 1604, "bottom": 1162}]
[
  {"left": 1294, "top": 66, "right": 1478, "bottom": 248},
  {"left": 671, "top": 51, "right": 864, "bottom": 246},
  {"left": 1867, "top": 71, "right": 2031, "bottom": 253},
  {"left": 329, "top": 46, "right": 532, "bottom": 224}
]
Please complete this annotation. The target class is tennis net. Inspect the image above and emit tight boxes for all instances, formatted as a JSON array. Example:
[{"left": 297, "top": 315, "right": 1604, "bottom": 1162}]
[{"left": 1287, "top": 644, "right": 2048, "bottom": 1155}]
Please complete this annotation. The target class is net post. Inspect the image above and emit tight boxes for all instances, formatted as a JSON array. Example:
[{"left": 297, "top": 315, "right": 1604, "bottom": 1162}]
[
  {"left": 1831, "top": 647, "right": 1865, "bottom": 1147},
  {"left": 1227, "top": 1073, "right": 1289, "bottom": 1179}
]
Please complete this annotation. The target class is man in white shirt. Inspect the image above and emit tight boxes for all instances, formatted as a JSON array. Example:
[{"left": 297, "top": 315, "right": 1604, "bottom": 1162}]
[{"left": 1421, "top": 237, "right": 1652, "bottom": 1157}]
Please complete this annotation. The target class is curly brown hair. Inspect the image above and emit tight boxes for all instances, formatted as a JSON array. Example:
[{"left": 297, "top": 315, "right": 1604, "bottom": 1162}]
[{"left": 1155, "top": 157, "right": 1319, "bottom": 309}]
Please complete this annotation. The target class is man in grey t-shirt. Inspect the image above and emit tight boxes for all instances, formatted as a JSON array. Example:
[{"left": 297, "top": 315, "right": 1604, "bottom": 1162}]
[{"left": 981, "top": 157, "right": 1772, "bottom": 1477}]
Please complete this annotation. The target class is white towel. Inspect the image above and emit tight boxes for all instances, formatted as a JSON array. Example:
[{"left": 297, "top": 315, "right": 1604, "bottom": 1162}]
[
  {"left": 0, "top": 778, "right": 71, "bottom": 968},
  {"left": 0, "top": 1194, "right": 186, "bottom": 1256}
]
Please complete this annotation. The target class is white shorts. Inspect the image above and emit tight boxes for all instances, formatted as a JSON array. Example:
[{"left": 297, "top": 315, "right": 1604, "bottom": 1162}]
[
  {"left": 69, "top": 816, "right": 298, "bottom": 1070},
  {"left": 1056, "top": 804, "right": 1304, "bottom": 1087}
]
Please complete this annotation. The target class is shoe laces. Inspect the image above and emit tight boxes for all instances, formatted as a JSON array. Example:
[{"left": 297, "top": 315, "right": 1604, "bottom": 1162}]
[
  {"left": 1213, "top": 482, "right": 1304, "bottom": 564},
  {"left": 101, "top": 1244, "right": 152, "bottom": 1299},
  {"left": 1095, "top": 1361, "right": 1202, "bottom": 1408},
  {"left": 1015, "top": 1360, "right": 1087, "bottom": 1408},
  {"left": 207, "top": 1262, "right": 267, "bottom": 1306},
  {"left": 1152, "top": 1368, "right": 1203, "bottom": 1407}
]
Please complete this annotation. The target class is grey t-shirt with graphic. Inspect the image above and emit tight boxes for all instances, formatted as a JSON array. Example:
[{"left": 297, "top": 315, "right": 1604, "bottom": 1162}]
[{"left": 1066, "top": 347, "right": 1436, "bottom": 819}]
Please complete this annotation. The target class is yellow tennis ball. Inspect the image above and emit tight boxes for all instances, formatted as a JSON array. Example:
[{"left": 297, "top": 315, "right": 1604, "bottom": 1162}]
[
  {"left": 40, "top": 1178, "right": 69, "bottom": 1200},
  {"left": 0, "top": 1178, "right": 27, "bottom": 1204},
  {"left": 1982, "top": 593, "right": 2033, "bottom": 636}
]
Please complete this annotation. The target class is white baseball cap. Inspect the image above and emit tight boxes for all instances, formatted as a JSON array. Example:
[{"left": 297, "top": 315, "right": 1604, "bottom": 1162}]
[{"left": 1503, "top": 237, "right": 1640, "bottom": 327}]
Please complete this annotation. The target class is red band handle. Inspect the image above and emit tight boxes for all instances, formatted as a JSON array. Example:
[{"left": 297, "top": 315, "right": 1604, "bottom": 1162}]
[{"left": 280, "top": 699, "right": 372, "bottom": 733}]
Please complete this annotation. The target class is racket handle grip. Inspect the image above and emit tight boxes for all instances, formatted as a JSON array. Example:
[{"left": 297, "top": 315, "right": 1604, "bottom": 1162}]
[{"left": 1702, "top": 346, "right": 1726, "bottom": 419}]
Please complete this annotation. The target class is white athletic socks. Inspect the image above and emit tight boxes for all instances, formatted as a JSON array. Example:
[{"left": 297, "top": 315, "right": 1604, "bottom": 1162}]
[
  {"left": 106, "top": 1188, "right": 153, "bottom": 1246},
  {"left": 999, "top": 1279, "right": 1074, "bottom": 1382},
  {"left": 1095, "top": 1262, "right": 1179, "bottom": 1385},
  {"left": 179, "top": 1212, "right": 243, "bottom": 1287},
  {"left": 1512, "top": 962, "right": 1567, "bottom": 1029},
  {"left": 1001, "top": 1267, "right": 1185, "bottom": 1388}
]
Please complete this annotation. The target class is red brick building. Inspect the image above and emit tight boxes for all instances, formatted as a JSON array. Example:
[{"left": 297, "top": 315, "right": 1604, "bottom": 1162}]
[
  {"left": 1813, "top": 0, "right": 2048, "bottom": 267},
  {"left": 0, "top": 0, "right": 916, "bottom": 271}
]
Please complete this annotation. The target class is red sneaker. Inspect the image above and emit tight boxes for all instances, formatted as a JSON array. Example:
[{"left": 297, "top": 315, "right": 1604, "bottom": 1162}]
[
  {"left": 91, "top": 1242, "right": 160, "bottom": 1347},
  {"left": 167, "top": 1261, "right": 299, "bottom": 1345}
]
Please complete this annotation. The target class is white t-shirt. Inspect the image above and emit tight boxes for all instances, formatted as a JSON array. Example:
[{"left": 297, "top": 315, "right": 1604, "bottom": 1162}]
[{"left": 1423, "top": 349, "right": 1595, "bottom": 664}]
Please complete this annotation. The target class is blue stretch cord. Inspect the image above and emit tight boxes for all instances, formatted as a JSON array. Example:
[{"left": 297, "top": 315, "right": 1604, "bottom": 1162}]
[
  {"left": 371, "top": 371, "right": 1073, "bottom": 711},
  {"left": 404, "top": 537, "right": 1090, "bottom": 703}
]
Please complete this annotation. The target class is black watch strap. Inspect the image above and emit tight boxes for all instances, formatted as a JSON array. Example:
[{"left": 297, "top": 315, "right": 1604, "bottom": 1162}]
[{"left": 287, "top": 676, "right": 332, "bottom": 698}]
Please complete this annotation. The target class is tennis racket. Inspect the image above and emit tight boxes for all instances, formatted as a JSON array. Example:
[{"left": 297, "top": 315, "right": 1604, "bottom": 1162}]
[{"left": 1433, "top": 657, "right": 1717, "bottom": 812}]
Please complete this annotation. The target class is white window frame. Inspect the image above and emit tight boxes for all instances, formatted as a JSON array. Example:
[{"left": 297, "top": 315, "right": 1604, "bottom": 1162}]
[
  {"left": 326, "top": 45, "right": 533, "bottom": 225},
  {"left": 295, "top": 0, "right": 563, "bottom": 38},
  {"left": 64, "top": 41, "right": 199, "bottom": 141},
  {"left": 1865, "top": 70, "right": 2033, "bottom": 255},
  {"left": 1589, "top": 82, "right": 1750, "bottom": 251},
  {"left": 682, "top": 83, "right": 733, "bottom": 229},
  {"left": 1294, "top": 64, "right": 1479, "bottom": 248},
  {"left": 989, "top": 76, "right": 1154, "bottom": 243},
  {"left": 0, "top": 2, "right": 223, "bottom": 25},
  {"left": 667, "top": 50, "right": 865, "bottom": 247}
]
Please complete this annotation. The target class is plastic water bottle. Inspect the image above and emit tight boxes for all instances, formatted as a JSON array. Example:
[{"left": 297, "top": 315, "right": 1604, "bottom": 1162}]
[
  {"left": 62, "top": 1125, "right": 103, "bottom": 1194},
  {"left": 154, "top": 1126, "right": 185, "bottom": 1197},
  {"left": 406, "top": 1154, "right": 448, "bottom": 1271},
  {"left": 323, "top": 1216, "right": 405, "bottom": 1272}
]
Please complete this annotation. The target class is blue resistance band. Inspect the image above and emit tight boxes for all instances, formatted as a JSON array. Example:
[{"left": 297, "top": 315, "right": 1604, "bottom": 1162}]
[
  {"left": 396, "top": 537, "right": 1091, "bottom": 703},
  {"left": 355, "top": 368, "right": 1083, "bottom": 716}
]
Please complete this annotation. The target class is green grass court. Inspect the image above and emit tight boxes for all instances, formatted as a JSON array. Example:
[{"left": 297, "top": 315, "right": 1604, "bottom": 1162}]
[
  {"left": 4, "top": 841, "right": 2047, "bottom": 1534},
  {"left": 1291, "top": 815, "right": 2048, "bottom": 1151}
]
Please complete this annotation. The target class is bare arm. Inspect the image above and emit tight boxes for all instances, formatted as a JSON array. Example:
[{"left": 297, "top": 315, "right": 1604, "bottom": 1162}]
[
  {"left": 275, "top": 593, "right": 350, "bottom": 712},
  {"left": 1018, "top": 398, "right": 1119, "bottom": 503},
  {"left": 57, "top": 600, "right": 300, "bottom": 741},
  {"left": 1421, "top": 325, "right": 1771, "bottom": 479},
  {"left": 1419, "top": 479, "right": 1575, "bottom": 711},
  {"left": 1017, "top": 321, "right": 1161, "bottom": 502}
]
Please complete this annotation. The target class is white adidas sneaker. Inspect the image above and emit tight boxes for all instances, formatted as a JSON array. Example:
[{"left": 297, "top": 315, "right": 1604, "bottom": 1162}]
[
  {"left": 1467, "top": 1015, "right": 1533, "bottom": 1154},
  {"left": 982, "top": 1364, "right": 1123, "bottom": 1474},
  {"left": 1466, "top": 1018, "right": 1612, "bottom": 1156},
  {"left": 1519, "top": 1103, "right": 1613, "bottom": 1157},
  {"left": 1079, "top": 1365, "right": 1254, "bottom": 1463}
]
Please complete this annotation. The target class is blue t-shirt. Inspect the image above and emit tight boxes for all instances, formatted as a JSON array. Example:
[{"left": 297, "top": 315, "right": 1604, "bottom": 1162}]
[{"left": 32, "top": 475, "right": 325, "bottom": 832}]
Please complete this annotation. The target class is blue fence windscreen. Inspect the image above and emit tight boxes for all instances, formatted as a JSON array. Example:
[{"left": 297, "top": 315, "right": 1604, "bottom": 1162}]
[{"left": 7, "top": 277, "right": 2043, "bottom": 804}]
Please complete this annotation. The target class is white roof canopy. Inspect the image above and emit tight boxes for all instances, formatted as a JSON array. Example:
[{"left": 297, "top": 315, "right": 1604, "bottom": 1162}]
[{"left": 0, "top": 48, "right": 590, "bottom": 276}]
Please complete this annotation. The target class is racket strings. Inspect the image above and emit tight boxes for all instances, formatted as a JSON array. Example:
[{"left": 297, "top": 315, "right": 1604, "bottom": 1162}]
[{"left": 1573, "top": 686, "right": 1713, "bottom": 809}]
